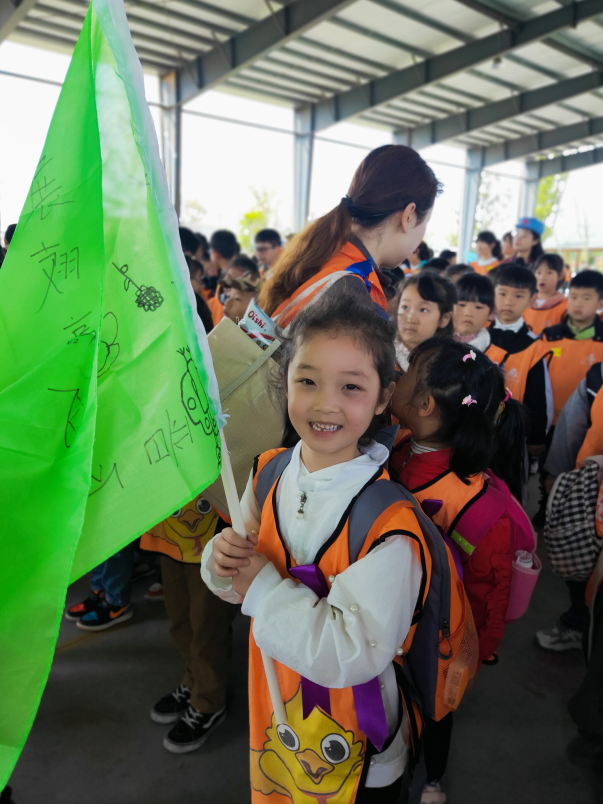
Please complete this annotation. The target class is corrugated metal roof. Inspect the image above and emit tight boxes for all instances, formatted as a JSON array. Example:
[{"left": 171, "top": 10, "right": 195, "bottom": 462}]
[{"left": 6, "top": 0, "right": 603, "bottom": 161}]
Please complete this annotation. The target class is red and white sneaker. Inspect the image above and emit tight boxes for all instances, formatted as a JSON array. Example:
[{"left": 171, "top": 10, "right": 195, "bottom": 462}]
[{"left": 145, "top": 582, "right": 164, "bottom": 600}]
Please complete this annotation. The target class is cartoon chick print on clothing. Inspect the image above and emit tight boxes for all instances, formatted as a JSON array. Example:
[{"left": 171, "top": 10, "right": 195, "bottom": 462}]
[{"left": 251, "top": 685, "right": 364, "bottom": 804}]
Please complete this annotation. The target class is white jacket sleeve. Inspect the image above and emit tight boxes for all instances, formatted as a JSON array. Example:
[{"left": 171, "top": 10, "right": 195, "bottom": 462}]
[
  {"left": 200, "top": 469, "right": 261, "bottom": 604},
  {"left": 242, "top": 534, "right": 422, "bottom": 689}
]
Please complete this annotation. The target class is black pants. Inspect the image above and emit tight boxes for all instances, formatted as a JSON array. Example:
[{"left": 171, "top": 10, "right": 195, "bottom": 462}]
[
  {"left": 562, "top": 580, "right": 589, "bottom": 633},
  {"left": 356, "top": 771, "right": 410, "bottom": 804},
  {"left": 569, "top": 583, "right": 603, "bottom": 738},
  {"left": 422, "top": 713, "right": 453, "bottom": 784}
]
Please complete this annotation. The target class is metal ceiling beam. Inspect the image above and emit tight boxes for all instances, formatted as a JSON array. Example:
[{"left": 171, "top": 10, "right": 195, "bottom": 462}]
[
  {"left": 396, "top": 69, "right": 603, "bottom": 149},
  {"left": 174, "top": 0, "right": 355, "bottom": 106},
  {"left": 310, "top": 0, "right": 603, "bottom": 131},
  {"left": 468, "top": 115, "right": 603, "bottom": 166},
  {"left": 529, "top": 145, "right": 603, "bottom": 178},
  {"left": 0, "top": 0, "right": 38, "bottom": 44}
]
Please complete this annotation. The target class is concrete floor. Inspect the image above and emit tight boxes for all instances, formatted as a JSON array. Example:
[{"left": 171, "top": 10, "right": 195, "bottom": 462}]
[{"left": 9, "top": 476, "right": 603, "bottom": 804}]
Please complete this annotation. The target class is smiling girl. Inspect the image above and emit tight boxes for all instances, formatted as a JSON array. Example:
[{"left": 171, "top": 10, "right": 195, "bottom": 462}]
[
  {"left": 201, "top": 285, "right": 425, "bottom": 803},
  {"left": 395, "top": 273, "right": 457, "bottom": 371},
  {"left": 523, "top": 253, "right": 568, "bottom": 336}
]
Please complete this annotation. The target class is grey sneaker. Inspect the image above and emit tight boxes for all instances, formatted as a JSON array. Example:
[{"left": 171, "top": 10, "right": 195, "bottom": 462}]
[{"left": 535, "top": 622, "right": 582, "bottom": 652}]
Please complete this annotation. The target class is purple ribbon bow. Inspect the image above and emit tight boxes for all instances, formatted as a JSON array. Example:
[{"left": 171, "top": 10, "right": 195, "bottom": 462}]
[{"left": 289, "top": 563, "right": 389, "bottom": 752}]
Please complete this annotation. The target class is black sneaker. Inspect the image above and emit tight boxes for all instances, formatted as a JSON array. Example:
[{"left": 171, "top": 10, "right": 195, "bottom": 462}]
[
  {"left": 163, "top": 704, "right": 226, "bottom": 754},
  {"left": 76, "top": 599, "right": 133, "bottom": 631},
  {"left": 65, "top": 590, "right": 104, "bottom": 621},
  {"left": 151, "top": 684, "right": 191, "bottom": 724}
]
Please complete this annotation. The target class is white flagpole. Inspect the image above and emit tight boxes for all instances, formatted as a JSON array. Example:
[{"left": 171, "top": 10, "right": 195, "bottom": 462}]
[{"left": 219, "top": 429, "right": 287, "bottom": 726}]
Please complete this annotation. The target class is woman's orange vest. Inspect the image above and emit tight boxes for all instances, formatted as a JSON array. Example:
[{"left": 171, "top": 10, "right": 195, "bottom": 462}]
[
  {"left": 249, "top": 449, "right": 426, "bottom": 804},
  {"left": 471, "top": 260, "right": 500, "bottom": 276},
  {"left": 530, "top": 334, "right": 603, "bottom": 424},
  {"left": 485, "top": 341, "right": 543, "bottom": 403},
  {"left": 523, "top": 299, "right": 567, "bottom": 336},
  {"left": 272, "top": 242, "right": 387, "bottom": 329}
]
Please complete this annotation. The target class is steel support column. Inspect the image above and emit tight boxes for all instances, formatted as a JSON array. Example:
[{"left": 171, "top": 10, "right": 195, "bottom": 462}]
[
  {"left": 459, "top": 149, "right": 484, "bottom": 262},
  {"left": 160, "top": 72, "right": 182, "bottom": 218},
  {"left": 0, "top": 0, "right": 39, "bottom": 44},
  {"left": 519, "top": 161, "right": 539, "bottom": 219},
  {"left": 294, "top": 105, "right": 315, "bottom": 232}
]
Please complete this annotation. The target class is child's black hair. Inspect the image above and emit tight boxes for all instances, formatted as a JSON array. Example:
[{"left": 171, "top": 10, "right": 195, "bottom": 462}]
[
  {"left": 210, "top": 229, "right": 240, "bottom": 260},
  {"left": 408, "top": 337, "right": 527, "bottom": 494},
  {"left": 420, "top": 257, "right": 449, "bottom": 274},
  {"left": 476, "top": 230, "right": 502, "bottom": 260},
  {"left": 534, "top": 253, "right": 564, "bottom": 283},
  {"left": 492, "top": 262, "right": 537, "bottom": 295},
  {"left": 445, "top": 263, "right": 474, "bottom": 282},
  {"left": 439, "top": 249, "right": 457, "bottom": 263},
  {"left": 230, "top": 254, "right": 260, "bottom": 276},
  {"left": 455, "top": 272, "right": 495, "bottom": 309},
  {"left": 569, "top": 269, "right": 603, "bottom": 299},
  {"left": 399, "top": 272, "right": 457, "bottom": 337},
  {"left": 279, "top": 279, "right": 397, "bottom": 444}
]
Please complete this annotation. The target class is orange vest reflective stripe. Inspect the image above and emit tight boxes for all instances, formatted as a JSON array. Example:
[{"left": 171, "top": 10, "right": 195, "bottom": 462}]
[
  {"left": 531, "top": 337, "right": 603, "bottom": 424},
  {"left": 577, "top": 387, "right": 603, "bottom": 468},
  {"left": 485, "top": 342, "right": 542, "bottom": 403},
  {"left": 249, "top": 449, "right": 427, "bottom": 804},
  {"left": 272, "top": 242, "right": 387, "bottom": 329},
  {"left": 523, "top": 300, "right": 567, "bottom": 336}
]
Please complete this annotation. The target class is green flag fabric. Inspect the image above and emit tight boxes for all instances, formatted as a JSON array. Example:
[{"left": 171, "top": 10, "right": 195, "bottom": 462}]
[{"left": 0, "top": 0, "right": 224, "bottom": 785}]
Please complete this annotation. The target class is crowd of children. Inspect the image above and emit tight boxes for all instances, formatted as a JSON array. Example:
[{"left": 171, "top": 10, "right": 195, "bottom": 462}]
[{"left": 35, "top": 142, "right": 603, "bottom": 803}]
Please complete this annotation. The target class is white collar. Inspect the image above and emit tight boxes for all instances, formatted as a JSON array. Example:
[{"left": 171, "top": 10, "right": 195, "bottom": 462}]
[
  {"left": 493, "top": 316, "right": 525, "bottom": 333},
  {"left": 469, "top": 327, "right": 491, "bottom": 352},
  {"left": 292, "top": 439, "right": 389, "bottom": 492}
]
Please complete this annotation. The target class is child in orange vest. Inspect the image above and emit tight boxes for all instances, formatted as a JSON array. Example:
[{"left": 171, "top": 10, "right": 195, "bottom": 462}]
[
  {"left": 470, "top": 230, "right": 501, "bottom": 275},
  {"left": 202, "top": 285, "right": 426, "bottom": 803},
  {"left": 486, "top": 263, "right": 550, "bottom": 451},
  {"left": 524, "top": 253, "right": 567, "bottom": 336},
  {"left": 531, "top": 270, "right": 603, "bottom": 426},
  {"left": 395, "top": 272, "right": 456, "bottom": 371},
  {"left": 452, "top": 272, "right": 494, "bottom": 352},
  {"left": 389, "top": 338, "right": 529, "bottom": 804}
]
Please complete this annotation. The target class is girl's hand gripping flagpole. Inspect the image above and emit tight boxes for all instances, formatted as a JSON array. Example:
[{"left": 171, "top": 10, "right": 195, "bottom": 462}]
[{"left": 219, "top": 429, "right": 288, "bottom": 726}]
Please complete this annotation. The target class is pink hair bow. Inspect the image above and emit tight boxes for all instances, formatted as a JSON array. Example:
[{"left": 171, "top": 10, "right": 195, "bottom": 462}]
[
  {"left": 462, "top": 395, "right": 477, "bottom": 407},
  {"left": 463, "top": 350, "right": 476, "bottom": 363},
  {"left": 503, "top": 387, "right": 513, "bottom": 403}
]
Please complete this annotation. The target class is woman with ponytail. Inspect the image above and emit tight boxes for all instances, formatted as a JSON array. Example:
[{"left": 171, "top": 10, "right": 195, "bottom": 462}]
[
  {"left": 388, "top": 338, "right": 531, "bottom": 804},
  {"left": 258, "top": 144, "right": 441, "bottom": 327}
]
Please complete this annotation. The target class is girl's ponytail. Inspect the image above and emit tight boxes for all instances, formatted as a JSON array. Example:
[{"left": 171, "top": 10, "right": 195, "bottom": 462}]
[
  {"left": 408, "top": 338, "right": 528, "bottom": 491},
  {"left": 490, "top": 398, "right": 528, "bottom": 499}
]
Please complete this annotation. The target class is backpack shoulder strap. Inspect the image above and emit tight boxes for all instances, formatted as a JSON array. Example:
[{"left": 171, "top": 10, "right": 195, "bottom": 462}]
[
  {"left": 450, "top": 481, "right": 507, "bottom": 556},
  {"left": 254, "top": 448, "right": 294, "bottom": 512},
  {"left": 586, "top": 362, "right": 603, "bottom": 407}
]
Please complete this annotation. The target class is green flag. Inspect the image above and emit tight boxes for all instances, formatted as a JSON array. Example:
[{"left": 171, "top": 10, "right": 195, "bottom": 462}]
[{"left": 0, "top": 0, "right": 224, "bottom": 785}]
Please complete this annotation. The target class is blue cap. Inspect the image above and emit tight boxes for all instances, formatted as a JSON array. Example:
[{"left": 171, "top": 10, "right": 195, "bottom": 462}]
[{"left": 516, "top": 217, "right": 544, "bottom": 237}]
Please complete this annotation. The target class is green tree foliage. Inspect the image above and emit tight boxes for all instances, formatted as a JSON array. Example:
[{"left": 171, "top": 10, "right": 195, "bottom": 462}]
[
  {"left": 535, "top": 172, "right": 567, "bottom": 242},
  {"left": 238, "top": 188, "right": 275, "bottom": 253}
]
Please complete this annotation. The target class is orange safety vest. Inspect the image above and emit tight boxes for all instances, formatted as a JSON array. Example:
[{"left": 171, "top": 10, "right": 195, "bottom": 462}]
[
  {"left": 471, "top": 260, "right": 500, "bottom": 276},
  {"left": 523, "top": 299, "right": 567, "bottom": 337},
  {"left": 207, "top": 294, "right": 224, "bottom": 327},
  {"left": 577, "top": 386, "right": 603, "bottom": 469},
  {"left": 530, "top": 332, "right": 603, "bottom": 424},
  {"left": 249, "top": 449, "right": 427, "bottom": 804},
  {"left": 485, "top": 341, "right": 543, "bottom": 403},
  {"left": 272, "top": 241, "right": 387, "bottom": 329}
]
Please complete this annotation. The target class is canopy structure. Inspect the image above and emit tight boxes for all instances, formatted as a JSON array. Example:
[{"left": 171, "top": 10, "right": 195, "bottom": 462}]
[{"left": 1, "top": 0, "right": 603, "bottom": 252}]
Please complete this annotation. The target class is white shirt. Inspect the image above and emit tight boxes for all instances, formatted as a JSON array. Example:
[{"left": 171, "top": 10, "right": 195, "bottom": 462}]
[
  {"left": 201, "top": 440, "right": 422, "bottom": 786},
  {"left": 492, "top": 315, "right": 525, "bottom": 333}
]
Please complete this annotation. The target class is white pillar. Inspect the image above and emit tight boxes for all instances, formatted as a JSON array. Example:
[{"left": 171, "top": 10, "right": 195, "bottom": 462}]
[
  {"left": 160, "top": 72, "right": 182, "bottom": 218},
  {"left": 458, "top": 149, "right": 484, "bottom": 262},
  {"left": 519, "top": 160, "right": 539, "bottom": 219},
  {"left": 293, "top": 105, "right": 315, "bottom": 233}
]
